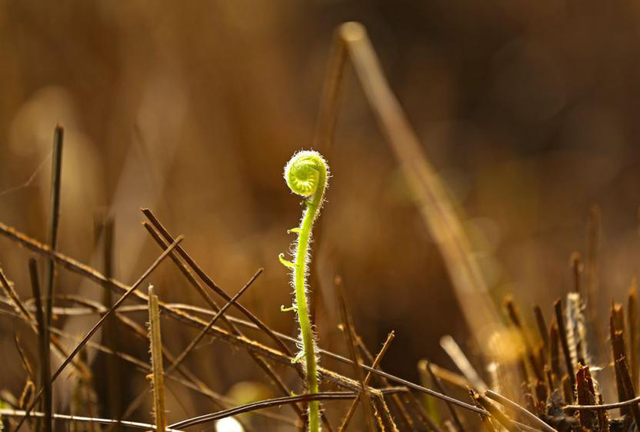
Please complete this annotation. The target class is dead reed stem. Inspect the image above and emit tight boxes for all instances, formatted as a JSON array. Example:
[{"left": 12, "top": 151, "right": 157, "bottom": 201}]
[
  {"left": 337, "top": 21, "right": 505, "bottom": 362},
  {"left": 485, "top": 390, "right": 557, "bottom": 432},
  {"left": 170, "top": 390, "right": 406, "bottom": 430},
  {"left": 0, "top": 408, "right": 183, "bottom": 432},
  {"left": 43, "top": 125, "right": 64, "bottom": 396},
  {"left": 95, "top": 215, "right": 123, "bottom": 429},
  {"left": 628, "top": 279, "right": 639, "bottom": 390},
  {"left": 616, "top": 358, "right": 640, "bottom": 430},
  {"left": 338, "top": 331, "right": 394, "bottom": 431},
  {"left": 29, "top": 258, "right": 51, "bottom": 432},
  {"left": 472, "top": 392, "right": 518, "bottom": 432},
  {"left": 440, "top": 335, "right": 487, "bottom": 391},
  {"left": 424, "top": 361, "right": 466, "bottom": 432},
  {"left": 313, "top": 27, "right": 348, "bottom": 156},
  {"left": 148, "top": 286, "right": 167, "bottom": 432},
  {"left": 335, "top": 275, "right": 376, "bottom": 432},
  {"left": 553, "top": 299, "right": 575, "bottom": 389}
]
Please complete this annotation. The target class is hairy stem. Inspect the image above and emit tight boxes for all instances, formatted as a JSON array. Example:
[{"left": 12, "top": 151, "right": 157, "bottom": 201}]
[{"left": 281, "top": 151, "right": 329, "bottom": 432}]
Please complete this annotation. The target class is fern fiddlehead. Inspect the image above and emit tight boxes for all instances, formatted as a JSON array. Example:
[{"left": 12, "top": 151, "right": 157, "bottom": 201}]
[{"left": 279, "top": 150, "right": 329, "bottom": 432}]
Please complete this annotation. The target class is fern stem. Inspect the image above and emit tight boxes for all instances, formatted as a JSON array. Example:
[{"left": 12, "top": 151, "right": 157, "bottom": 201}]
[{"left": 281, "top": 150, "right": 329, "bottom": 432}]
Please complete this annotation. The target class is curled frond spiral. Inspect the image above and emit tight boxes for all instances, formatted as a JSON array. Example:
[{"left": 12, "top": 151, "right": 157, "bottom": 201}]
[{"left": 284, "top": 151, "right": 329, "bottom": 200}]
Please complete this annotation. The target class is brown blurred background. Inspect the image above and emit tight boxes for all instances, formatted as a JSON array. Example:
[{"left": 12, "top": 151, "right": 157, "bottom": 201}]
[{"left": 1, "top": 0, "right": 640, "bottom": 428}]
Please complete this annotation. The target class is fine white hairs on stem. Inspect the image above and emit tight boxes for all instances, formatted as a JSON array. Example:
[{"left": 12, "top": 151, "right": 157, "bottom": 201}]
[{"left": 279, "top": 150, "right": 329, "bottom": 432}]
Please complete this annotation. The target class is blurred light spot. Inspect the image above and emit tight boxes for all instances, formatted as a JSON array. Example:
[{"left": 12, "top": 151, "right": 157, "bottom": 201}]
[
  {"left": 216, "top": 417, "right": 244, "bottom": 432},
  {"left": 227, "top": 381, "right": 271, "bottom": 405},
  {"left": 9, "top": 86, "right": 77, "bottom": 156},
  {"left": 486, "top": 325, "right": 526, "bottom": 362}
]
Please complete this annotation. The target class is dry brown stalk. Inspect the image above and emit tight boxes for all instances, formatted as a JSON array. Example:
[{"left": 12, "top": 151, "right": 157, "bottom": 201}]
[
  {"left": 472, "top": 392, "right": 519, "bottom": 432},
  {"left": 554, "top": 299, "right": 575, "bottom": 389},
  {"left": 339, "top": 331, "right": 395, "bottom": 432},
  {"left": 628, "top": 279, "right": 639, "bottom": 390},
  {"left": 148, "top": 286, "right": 167, "bottom": 432},
  {"left": 29, "top": 258, "right": 51, "bottom": 432},
  {"left": 485, "top": 390, "right": 557, "bottom": 432},
  {"left": 576, "top": 365, "right": 597, "bottom": 430},
  {"left": 610, "top": 302, "right": 629, "bottom": 416},
  {"left": 616, "top": 357, "right": 640, "bottom": 430},
  {"left": 335, "top": 275, "right": 376, "bottom": 432},
  {"left": 423, "top": 361, "right": 466, "bottom": 432},
  {"left": 169, "top": 390, "right": 406, "bottom": 430}
]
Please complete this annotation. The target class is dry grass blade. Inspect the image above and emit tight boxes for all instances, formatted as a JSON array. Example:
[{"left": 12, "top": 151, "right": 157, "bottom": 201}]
[
  {"left": 373, "top": 397, "right": 398, "bottom": 432},
  {"left": 44, "top": 124, "right": 63, "bottom": 350},
  {"left": 424, "top": 360, "right": 466, "bottom": 432},
  {"left": 404, "top": 391, "right": 444, "bottom": 432},
  {"left": 167, "top": 268, "right": 262, "bottom": 374},
  {"left": 616, "top": 357, "right": 640, "bottom": 430},
  {"left": 313, "top": 26, "right": 348, "bottom": 155},
  {"left": 629, "top": 279, "right": 639, "bottom": 390},
  {"left": 575, "top": 366, "right": 597, "bottom": 430},
  {"left": 169, "top": 390, "right": 405, "bottom": 430},
  {"left": 420, "top": 363, "right": 469, "bottom": 389},
  {"left": 338, "top": 21, "right": 505, "bottom": 359},
  {"left": 0, "top": 409, "right": 184, "bottom": 431},
  {"left": 505, "top": 297, "right": 542, "bottom": 382},
  {"left": 472, "top": 392, "right": 518, "bottom": 432},
  {"left": 148, "top": 286, "right": 167, "bottom": 432},
  {"left": 334, "top": 275, "right": 376, "bottom": 432},
  {"left": 95, "top": 215, "right": 122, "bottom": 429},
  {"left": 553, "top": 299, "right": 575, "bottom": 389},
  {"left": 339, "top": 331, "right": 395, "bottom": 432},
  {"left": 549, "top": 322, "right": 561, "bottom": 386},
  {"left": 0, "top": 266, "right": 33, "bottom": 322},
  {"left": 38, "top": 126, "right": 63, "bottom": 432},
  {"left": 14, "top": 236, "right": 183, "bottom": 432},
  {"left": 14, "top": 333, "right": 35, "bottom": 383},
  {"left": 440, "top": 335, "right": 487, "bottom": 391},
  {"left": 610, "top": 302, "right": 628, "bottom": 416},
  {"left": 485, "top": 390, "right": 557, "bottom": 432},
  {"left": 141, "top": 222, "right": 220, "bottom": 316},
  {"left": 29, "top": 258, "right": 52, "bottom": 432},
  {"left": 470, "top": 393, "right": 497, "bottom": 432},
  {"left": 533, "top": 306, "right": 549, "bottom": 353},
  {"left": 354, "top": 333, "right": 414, "bottom": 430},
  {"left": 565, "top": 394, "right": 640, "bottom": 410},
  {"left": 45, "top": 125, "right": 64, "bottom": 316}
]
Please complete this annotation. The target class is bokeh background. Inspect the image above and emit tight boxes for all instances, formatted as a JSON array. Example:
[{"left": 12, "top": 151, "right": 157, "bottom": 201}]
[{"left": 1, "top": 0, "right": 640, "bottom": 429}]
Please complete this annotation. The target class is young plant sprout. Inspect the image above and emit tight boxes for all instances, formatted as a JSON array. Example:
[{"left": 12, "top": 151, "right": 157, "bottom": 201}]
[{"left": 279, "top": 150, "right": 329, "bottom": 432}]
